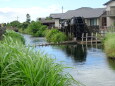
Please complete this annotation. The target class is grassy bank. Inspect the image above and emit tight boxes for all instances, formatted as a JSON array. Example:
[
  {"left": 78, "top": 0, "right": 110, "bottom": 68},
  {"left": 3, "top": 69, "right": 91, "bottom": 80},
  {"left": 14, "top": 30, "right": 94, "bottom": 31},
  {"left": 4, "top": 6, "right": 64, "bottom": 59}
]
[
  {"left": 104, "top": 33, "right": 115, "bottom": 58},
  {"left": 0, "top": 30, "right": 79, "bottom": 86}
]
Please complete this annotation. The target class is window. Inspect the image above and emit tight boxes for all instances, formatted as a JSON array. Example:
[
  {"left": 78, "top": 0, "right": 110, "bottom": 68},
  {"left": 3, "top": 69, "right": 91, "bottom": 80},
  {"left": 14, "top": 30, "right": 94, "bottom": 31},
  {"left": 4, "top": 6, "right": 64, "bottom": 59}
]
[{"left": 90, "top": 18, "right": 97, "bottom": 26}]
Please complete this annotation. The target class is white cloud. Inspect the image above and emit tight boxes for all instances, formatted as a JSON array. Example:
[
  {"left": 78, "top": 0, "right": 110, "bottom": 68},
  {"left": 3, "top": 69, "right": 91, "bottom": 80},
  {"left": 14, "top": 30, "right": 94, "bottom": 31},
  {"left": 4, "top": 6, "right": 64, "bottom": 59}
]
[{"left": 0, "top": 5, "right": 66, "bottom": 23}]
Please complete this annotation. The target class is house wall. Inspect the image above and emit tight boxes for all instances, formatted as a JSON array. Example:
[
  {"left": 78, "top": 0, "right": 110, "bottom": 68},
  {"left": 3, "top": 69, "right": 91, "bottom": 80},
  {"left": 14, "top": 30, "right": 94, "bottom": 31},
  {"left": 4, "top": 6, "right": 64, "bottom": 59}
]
[
  {"left": 97, "top": 18, "right": 100, "bottom": 26},
  {"left": 106, "top": 1, "right": 115, "bottom": 26},
  {"left": 108, "top": 17, "right": 115, "bottom": 26},
  {"left": 54, "top": 19, "right": 60, "bottom": 28},
  {"left": 85, "top": 19, "right": 90, "bottom": 26},
  {"left": 106, "top": 1, "right": 115, "bottom": 11}
]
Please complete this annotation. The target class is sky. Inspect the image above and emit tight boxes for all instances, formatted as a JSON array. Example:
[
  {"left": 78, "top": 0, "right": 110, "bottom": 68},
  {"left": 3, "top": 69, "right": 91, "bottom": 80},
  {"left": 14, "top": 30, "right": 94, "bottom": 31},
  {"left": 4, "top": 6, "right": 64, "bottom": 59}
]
[{"left": 0, "top": 0, "right": 109, "bottom": 23}]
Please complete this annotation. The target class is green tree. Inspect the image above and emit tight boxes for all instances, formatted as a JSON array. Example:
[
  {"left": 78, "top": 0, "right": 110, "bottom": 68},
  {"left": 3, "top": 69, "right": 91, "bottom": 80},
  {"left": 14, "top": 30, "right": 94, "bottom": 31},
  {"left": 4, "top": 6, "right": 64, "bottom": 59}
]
[
  {"left": 21, "top": 22, "right": 29, "bottom": 29},
  {"left": 28, "top": 21, "right": 47, "bottom": 37},
  {"left": 36, "top": 18, "right": 41, "bottom": 21},
  {"left": 10, "top": 21, "right": 21, "bottom": 28}
]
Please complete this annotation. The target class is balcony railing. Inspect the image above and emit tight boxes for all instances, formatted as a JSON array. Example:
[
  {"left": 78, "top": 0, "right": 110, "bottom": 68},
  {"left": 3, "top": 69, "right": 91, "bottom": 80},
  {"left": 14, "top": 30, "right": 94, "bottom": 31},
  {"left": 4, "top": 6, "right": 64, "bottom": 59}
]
[{"left": 106, "top": 11, "right": 115, "bottom": 16}]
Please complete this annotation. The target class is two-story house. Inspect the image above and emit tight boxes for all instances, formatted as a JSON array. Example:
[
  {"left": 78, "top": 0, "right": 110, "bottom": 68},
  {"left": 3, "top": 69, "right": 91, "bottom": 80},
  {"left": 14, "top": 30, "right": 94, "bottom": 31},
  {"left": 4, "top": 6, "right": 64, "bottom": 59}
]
[{"left": 104, "top": 0, "right": 115, "bottom": 26}]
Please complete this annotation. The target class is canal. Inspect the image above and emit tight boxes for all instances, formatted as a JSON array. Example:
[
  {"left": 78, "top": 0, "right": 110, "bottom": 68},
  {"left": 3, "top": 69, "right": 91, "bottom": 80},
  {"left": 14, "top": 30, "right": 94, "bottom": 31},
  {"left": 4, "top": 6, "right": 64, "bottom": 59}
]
[{"left": 23, "top": 34, "right": 115, "bottom": 86}]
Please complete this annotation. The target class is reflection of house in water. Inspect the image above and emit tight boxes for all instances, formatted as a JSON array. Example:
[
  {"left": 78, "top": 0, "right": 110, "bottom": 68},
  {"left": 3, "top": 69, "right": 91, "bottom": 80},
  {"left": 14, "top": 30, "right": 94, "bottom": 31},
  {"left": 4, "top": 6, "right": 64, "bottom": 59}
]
[{"left": 60, "top": 44, "right": 87, "bottom": 62}]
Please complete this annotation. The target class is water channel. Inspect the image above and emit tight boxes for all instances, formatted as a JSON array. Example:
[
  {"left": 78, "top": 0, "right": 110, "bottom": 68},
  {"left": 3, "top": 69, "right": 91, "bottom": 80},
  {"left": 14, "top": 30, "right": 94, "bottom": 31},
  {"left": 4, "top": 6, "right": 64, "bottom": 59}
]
[{"left": 23, "top": 34, "right": 115, "bottom": 86}]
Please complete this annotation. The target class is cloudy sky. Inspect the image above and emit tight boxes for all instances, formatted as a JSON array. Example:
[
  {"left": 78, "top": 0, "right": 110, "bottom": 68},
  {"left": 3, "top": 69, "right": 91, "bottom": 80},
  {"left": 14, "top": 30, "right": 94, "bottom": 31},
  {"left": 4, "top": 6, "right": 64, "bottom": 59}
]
[{"left": 0, "top": 0, "right": 108, "bottom": 23}]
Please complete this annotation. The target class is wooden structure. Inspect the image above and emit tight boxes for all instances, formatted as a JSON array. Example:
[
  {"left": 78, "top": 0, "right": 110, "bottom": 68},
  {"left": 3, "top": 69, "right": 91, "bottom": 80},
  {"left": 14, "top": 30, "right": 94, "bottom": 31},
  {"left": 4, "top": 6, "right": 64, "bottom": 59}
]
[
  {"left": 61, "top": 17, "right": 90, "bottom": 40},
  {"left": 81, "top": 33, "right": 100, "bottom": 45}
]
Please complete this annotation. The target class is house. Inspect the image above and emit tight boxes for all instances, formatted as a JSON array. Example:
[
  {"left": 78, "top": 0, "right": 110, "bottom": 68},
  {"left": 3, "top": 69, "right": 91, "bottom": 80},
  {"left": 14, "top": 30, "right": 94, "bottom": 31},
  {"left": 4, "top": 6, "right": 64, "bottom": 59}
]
[
  {"left": 50, "top": 7, "right": 105, "bottom": 28},
  {"left": 49, "top": 0, "right": 115, "bottom": 28}
]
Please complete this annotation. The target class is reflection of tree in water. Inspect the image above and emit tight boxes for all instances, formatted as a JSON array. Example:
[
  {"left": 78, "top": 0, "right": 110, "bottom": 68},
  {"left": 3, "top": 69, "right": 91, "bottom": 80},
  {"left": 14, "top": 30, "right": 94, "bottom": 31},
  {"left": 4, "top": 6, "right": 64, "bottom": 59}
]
[
  {"left": 59, "top": 44, "right": 87, "bottom": 62},
  {"left": 107, "top": 59, "right": 115, "bottom": 71}
]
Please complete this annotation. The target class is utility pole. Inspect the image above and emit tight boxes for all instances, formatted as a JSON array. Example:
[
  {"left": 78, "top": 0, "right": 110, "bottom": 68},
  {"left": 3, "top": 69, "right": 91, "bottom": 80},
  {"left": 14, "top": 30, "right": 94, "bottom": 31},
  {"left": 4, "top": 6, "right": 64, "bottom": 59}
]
[
  {"left": 62, "top": 6, "right": 63, "bottom": 13},
  {"left": 16, "top": 16, "right": 19, "bottom": 21}
]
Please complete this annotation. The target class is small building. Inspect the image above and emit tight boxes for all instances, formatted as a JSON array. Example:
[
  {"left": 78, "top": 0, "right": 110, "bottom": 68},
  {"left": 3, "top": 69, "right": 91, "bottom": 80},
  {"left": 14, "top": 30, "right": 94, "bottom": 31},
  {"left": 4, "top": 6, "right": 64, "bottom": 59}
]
[{"left": 39, "top": 18, "right": 55, "bottom": 28}]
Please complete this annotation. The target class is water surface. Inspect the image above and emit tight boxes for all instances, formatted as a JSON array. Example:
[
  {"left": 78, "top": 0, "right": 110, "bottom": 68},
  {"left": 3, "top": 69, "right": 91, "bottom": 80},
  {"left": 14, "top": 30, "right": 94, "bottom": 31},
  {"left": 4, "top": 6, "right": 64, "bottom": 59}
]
[{"left": 23, "top": 34, "right": 115, "bottom": 86}]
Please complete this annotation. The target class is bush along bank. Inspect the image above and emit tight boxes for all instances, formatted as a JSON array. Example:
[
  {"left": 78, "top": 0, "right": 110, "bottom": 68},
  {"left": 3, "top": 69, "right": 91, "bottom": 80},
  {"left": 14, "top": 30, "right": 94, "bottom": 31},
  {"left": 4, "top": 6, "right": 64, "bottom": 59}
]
[
  {"left": 45, "top": 29, "right": 68, "bottom": 43},
  {"left": 104, "top": 33, "right": 115, "bottom": 59},
  {"left": 0, "top": 30, "right": 79, "bottom": 86},
  {"left": 19, "top": 21, "right": 47, "bottom": 37}
]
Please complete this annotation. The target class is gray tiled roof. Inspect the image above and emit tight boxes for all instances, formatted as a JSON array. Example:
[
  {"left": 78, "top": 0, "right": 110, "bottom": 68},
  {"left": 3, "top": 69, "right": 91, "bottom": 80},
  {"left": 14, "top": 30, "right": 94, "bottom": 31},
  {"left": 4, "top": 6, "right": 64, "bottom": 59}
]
[
  {"left": 50, "top": 13, "right": 64, "bottom": 19},
  {"left": 104, "top": 0, "right": 115, "bottom": 5},
  {"left": 50, "top": 7, "right": 106, "bottom": 19},
  {"left": 40, "top": 20, "right": 55, "bottom": 23},
  {"left": 38, "top": 18, "right": 55, "bottom": 23}
]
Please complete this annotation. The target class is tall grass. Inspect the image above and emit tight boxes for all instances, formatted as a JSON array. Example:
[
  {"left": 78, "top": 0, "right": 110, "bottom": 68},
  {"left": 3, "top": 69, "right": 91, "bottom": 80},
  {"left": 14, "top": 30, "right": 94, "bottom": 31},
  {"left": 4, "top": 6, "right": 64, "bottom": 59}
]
[
  {"left": 3, "top": 30, "right": 25, "bottom": 44},
  {"left": 104, "top": 33, "right": 115, "bottom": 58},
  {"left": 0, "top": 30, "right": 79, "bottom": 86}
]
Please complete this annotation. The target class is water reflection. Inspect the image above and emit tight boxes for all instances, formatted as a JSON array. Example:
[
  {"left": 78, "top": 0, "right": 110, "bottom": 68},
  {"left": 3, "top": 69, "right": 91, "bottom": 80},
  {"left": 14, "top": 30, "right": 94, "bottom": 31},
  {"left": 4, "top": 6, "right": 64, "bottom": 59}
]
[
  {"left": 107, "top": 59, "right": 115, "bottom": 71},
  {"left": 22, "top": 34, "right": 115, "bottom": 86},
  {"left": 54, "top": 44, "right": 87, "bottom": 63}
]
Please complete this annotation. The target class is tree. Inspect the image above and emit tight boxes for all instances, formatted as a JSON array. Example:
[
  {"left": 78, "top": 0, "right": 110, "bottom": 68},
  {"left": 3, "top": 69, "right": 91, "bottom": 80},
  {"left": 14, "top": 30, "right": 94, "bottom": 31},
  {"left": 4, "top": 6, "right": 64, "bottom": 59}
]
[
  {"left": 28, "top": 21, "right": 47, "bottom": 37},
  {"left": 10, "top": 21, "right": 21, "bottom": 28},
  {"left": 26, "top": 14, "right": 31, "bottom": 23},
  {"left": 36, "top": 18, "right": 41, "bottom": 21},
  {"left": 21, "top": 22, "right": 29, "bottom": 29}
]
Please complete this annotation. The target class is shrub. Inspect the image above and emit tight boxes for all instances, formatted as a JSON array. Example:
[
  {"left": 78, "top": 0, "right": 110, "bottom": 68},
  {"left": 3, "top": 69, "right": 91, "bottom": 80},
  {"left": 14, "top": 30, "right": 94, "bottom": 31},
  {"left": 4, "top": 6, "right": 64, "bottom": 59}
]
[
  {"left": 104, "top": 33, "right": 115, "bottom": 58},
  {"left": 51, "top": 32, "right": 67, "bottom": 43},
  {"left": 46, "top": 29, "right": 59, "bottom": 42},
  {"left": 28, "top": 21, "right": 47, "bottom": 37},
  {"left": 46, "top": 29, "right": 67, "bottom": 43}
]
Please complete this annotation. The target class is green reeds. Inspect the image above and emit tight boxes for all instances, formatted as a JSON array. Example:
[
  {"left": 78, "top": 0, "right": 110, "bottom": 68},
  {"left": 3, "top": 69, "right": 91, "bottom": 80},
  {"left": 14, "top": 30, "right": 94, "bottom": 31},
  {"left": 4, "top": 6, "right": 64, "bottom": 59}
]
[
  {"left": 0, "top": 30, "right": 79, "bottom": 86},
  {"left": 104, "top": 33, "right": 115, "bottom": 58}
]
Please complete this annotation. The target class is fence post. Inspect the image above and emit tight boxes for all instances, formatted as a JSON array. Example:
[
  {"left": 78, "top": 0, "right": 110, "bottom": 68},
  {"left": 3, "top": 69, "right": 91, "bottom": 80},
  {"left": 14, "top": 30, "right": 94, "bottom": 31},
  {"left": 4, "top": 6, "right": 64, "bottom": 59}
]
[
  {"left": 82, "top": 33, "right": 84, "bottom": 42},
  {"left": 91, "top": 33, "right": 93, "bottom": 45},
  {"left": 96, "top": 32, "right": 98, "bottom": 45},
  {"left": 86, "top": 33, "right": 88, "bottom": 45}
]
